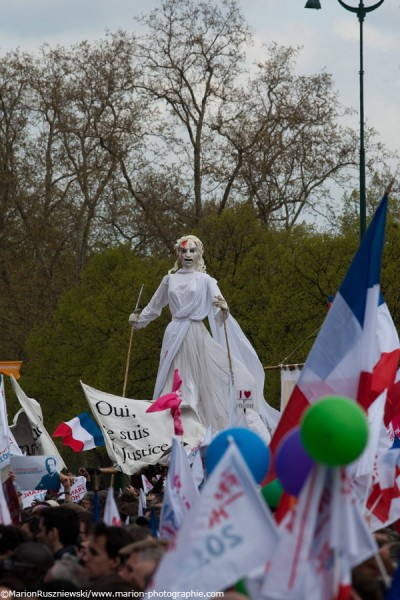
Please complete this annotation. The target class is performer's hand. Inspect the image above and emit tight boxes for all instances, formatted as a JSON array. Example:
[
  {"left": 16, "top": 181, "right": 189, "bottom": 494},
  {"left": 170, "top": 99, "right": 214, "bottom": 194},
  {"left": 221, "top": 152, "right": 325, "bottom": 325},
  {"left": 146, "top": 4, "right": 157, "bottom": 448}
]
[
  {"left": 128, "top": 311, "right": 140, "bottom": 328},
  {"left": 213, "top": 295, "right": 229, "bottom": 320}
]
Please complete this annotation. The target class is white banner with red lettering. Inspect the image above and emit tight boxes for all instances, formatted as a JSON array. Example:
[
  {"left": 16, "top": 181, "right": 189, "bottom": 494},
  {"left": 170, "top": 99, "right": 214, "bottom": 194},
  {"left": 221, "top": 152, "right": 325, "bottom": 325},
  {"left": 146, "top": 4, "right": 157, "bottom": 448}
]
[{"left": 150, "top": 441, "right": 278, "bottom": 594}]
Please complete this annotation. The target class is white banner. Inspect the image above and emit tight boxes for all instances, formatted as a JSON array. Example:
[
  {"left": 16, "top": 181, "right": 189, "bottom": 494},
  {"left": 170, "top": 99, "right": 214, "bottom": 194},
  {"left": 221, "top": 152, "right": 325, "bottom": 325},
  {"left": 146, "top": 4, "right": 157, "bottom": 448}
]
[
  {"left": 0, "top": 377, "right": 10, "bottom": 469},
  {"left": 151, "top": 442, "right": 278, "bottom": 594},
  {"left": 10, "top": 376, "right": 66, "bottom": 469},
  {"left": 81, "top": 382, "right": 204, "bottom": 475}
]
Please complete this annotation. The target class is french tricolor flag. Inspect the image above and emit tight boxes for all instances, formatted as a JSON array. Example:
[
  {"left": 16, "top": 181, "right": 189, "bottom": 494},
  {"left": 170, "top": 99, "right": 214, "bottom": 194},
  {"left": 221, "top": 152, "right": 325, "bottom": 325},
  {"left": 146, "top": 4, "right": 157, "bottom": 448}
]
[
  {"left": 52, "top": 412, "right": 105, "bottom": 452},
  {"left": 268, "top": 191, "right": 400, "bottom": 473}
]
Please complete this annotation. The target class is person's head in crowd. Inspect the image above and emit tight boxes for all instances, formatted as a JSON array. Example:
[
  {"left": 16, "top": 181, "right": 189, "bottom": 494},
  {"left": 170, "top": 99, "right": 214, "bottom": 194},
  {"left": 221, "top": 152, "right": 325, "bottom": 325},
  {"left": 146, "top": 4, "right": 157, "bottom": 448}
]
[
  {"left": 35, "top": 580, "right": 80, "bottom": 593},
  {"left": 20, "top": 515, "right": 41, "bottom": 542},
  {"left": 125, "top": 524, "right": 152, "bottom": 543},
  {"left": 76, "top": 511, "right": 96, "bottom": 565},
  {"left": 37, "top": 506, "right": 80, "bottom": 559},
  {"left": 135, "top": 516, "right": 150, "bottom": 529},
  {"left": 117, "top": 501, "right": 138, "bottom": 521},
  {"left": 79, "top": 492, "right": 94, "bottom": 511},
  {"left": 44, "top": 553, "right": 89, "bottom": 589},
  {"left": 85, "top": 522, "right": 134, "bottom": 581},
  {"left": 118, "top": 538, "right": 169, "bottom": 591},
  {"left": 78, "top": 510, "right": 95, "bottom": 542},
  {"left": 89, "top": 573, "right": 142, "bottom": 593},
  {"left": 2, "top": 542, "right": 54, "bottom": 588},
  {"left": 31, "top": 500, "right": 59, "bottom": 516},
  {"left": 0, "top": 578, "right": 24, "bottom": 594},
  {"left": 351, "top": 526, "right": 400, "bottom": 600},
  {"left": 0, "top": 525, "right": 29, "bottom": 560}
]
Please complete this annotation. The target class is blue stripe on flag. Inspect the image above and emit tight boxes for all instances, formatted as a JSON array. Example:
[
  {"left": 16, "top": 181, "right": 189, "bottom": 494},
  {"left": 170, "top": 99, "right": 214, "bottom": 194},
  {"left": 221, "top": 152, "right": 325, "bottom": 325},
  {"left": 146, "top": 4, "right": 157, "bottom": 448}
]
[
  {"left": 77, "top": 412, "right": 104, "bottom": 447},
  {"left": 340, "top": 193, "right": 387, "bottom": 327}
]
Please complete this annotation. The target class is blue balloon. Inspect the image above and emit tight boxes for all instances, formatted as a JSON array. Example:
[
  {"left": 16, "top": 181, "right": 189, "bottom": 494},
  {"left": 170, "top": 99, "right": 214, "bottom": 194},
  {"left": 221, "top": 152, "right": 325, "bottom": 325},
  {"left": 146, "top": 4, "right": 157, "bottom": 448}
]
[{"left": 205, "top": 427, "right": 270, "bottom": 483}]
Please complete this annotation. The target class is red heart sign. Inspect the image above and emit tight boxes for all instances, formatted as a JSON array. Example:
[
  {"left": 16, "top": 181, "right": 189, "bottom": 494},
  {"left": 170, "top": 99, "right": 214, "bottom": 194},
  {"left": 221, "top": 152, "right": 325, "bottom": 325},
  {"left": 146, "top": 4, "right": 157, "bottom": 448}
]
[{"left": 244, "top": 390, "right": 251, "bottom": 399}]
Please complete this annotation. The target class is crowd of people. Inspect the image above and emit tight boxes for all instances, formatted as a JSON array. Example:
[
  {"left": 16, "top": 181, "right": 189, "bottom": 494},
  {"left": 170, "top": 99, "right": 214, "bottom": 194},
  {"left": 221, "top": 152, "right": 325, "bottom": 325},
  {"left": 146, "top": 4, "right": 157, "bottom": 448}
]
[
  {"left": 0, "top": 465, "right": 254, "bottom": 597},
  {"left": 0, "top": 463, "right": 398, "bottom": 599}
]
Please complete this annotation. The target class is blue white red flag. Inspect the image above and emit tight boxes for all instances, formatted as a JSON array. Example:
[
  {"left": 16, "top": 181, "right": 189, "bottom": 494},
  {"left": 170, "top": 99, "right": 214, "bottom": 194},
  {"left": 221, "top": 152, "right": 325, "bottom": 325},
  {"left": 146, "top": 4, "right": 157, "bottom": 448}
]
[
  {"left": 52, "top": 412, "right": 104, "bottom": 452},
  {"left": 268, "top": 192, "right": 400, "bottom": 471}
]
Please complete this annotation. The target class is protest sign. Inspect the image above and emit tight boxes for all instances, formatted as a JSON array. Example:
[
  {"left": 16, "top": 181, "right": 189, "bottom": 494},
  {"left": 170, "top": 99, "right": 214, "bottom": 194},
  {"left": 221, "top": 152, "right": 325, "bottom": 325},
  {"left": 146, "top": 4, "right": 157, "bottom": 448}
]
[
  {"left": 151, "top": 441, "right": 278, "bottom": 594},
  {"left": 10, "top": 455, "right": 61, "bottom": 491},
  {"left": 21, "top": 489, "right": 47, "bottom": 509},
  {"left": 81, "top": 382, "right": 204, "bottom": 475},
  {"left": 59, "top": 476, "right": 87, "bottom": 503}
]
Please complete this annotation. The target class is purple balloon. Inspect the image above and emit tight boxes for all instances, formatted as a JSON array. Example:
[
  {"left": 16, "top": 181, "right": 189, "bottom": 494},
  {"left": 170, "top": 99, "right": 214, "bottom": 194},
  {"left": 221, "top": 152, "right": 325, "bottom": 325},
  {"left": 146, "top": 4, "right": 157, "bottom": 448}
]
[{"left": 275, "top": 427, "right": 314, "bottom": 497}]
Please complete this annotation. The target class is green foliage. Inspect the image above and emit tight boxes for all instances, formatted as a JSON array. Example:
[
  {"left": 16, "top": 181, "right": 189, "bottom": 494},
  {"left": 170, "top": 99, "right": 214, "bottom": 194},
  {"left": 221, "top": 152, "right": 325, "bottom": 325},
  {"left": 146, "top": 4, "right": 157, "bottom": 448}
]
[
  {"left": 23, "top": 247, "right": 170, "bottom": 424},
  {"left": 15, "top": 197, "right": 400, "bottom": 472}
]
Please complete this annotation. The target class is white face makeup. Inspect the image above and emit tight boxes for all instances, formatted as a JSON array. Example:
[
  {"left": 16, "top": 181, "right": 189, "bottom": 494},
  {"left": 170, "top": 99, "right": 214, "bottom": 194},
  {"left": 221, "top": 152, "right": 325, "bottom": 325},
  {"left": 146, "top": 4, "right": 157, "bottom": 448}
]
[{"left": 178, "top": 239, "right": 199, "bottom": 269}]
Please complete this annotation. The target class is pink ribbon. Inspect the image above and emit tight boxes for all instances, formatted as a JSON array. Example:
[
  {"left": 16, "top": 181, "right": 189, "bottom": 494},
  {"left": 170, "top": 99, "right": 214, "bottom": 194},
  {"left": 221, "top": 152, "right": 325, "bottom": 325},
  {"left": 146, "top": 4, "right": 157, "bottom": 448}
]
[{"left": 146, "top": 369, "right": 184, "bottom": 436}]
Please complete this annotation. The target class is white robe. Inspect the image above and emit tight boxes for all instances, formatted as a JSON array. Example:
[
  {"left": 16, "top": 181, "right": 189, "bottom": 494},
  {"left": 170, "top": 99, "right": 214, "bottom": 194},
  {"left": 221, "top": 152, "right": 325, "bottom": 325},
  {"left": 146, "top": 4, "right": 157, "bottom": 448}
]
[{"left": 136, "top": 269, "right": 280, "bottom": 442}]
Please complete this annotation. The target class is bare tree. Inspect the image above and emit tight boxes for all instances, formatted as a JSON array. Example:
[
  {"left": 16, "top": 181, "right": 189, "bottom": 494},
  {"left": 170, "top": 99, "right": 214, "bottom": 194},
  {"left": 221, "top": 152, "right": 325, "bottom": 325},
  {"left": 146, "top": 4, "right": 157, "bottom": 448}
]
[
  {"left": 136, "top": 0, "right": 252, "bottom": 222},
  {"left": 212, "top": 44, "right": 360, "bottom": 228}
]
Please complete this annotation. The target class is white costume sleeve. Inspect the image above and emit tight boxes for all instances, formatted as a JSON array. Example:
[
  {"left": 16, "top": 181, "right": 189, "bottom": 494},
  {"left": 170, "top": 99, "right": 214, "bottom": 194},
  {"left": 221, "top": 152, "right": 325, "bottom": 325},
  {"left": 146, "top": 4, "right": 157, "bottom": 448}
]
[{"left": 136, "top": 275, "right": 169, "bottom": 329}]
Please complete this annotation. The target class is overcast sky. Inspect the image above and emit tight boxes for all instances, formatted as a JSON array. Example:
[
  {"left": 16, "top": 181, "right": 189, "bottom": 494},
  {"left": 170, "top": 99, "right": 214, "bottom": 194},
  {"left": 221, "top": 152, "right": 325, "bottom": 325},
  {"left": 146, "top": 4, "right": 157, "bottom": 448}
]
[{"left": 1, "top": 0, "right": 398, "bottom": 159}]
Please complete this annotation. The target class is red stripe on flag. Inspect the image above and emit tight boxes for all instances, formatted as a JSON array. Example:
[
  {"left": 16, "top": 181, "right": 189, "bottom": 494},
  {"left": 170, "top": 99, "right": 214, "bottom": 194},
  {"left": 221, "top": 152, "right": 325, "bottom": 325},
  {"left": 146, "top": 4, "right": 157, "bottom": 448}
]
[
  {"left": 52, "top": 423, "right": 84, "bottom": 452},
  {"left": 334, "top": 583, "right": 351, "bottom": 600},
  {"left": 358, "top": 349, "right": 400, "bottom": 411}
]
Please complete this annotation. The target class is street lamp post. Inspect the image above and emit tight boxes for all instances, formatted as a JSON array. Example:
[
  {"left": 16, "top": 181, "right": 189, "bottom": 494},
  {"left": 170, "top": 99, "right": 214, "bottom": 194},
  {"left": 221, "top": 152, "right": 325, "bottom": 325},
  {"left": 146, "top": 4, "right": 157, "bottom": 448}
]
[{"left": 305, "top": 0, "right": 385, "bottom": 240}]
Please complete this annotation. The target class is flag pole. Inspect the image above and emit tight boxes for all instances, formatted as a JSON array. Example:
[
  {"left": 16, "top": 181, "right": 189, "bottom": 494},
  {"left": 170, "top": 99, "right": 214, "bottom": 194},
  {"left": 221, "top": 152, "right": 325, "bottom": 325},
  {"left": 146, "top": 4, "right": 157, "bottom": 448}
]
[
  {"left": 223, "top": 319, "right": 240, "bottom": 426},
  {"left": 122, "top": 284, "right": 144, "bottom": 398},
  {"left": 223, "top": 319, "right": 234, "bottom": 388}
]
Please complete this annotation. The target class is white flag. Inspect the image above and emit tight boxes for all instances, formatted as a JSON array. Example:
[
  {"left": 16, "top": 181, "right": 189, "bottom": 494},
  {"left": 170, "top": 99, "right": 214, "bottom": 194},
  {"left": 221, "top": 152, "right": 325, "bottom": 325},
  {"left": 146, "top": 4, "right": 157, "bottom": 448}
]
[
  {"left": 138, "top": 489, "right": 146, "bottom": 517},
  {"left": 191, "top": 450, "right": 205, "bottom": 489},
  {"left": 9, "top": 376, "right": 66, "bottom": 469},
  {"left": 150, "top": 441, "right": 278, "bottom": 594},
  {"left": 0, "top": 376, "right": 10, "bottom": 469},
  {"left": 141, "top": 474, "right": 154, "bottom": 495},
  {"left": 0, "top": 480, "right": 12, "bottom": 525},
  {"left": 103, "top": 487, "right": 122, "bottom": 526},
  {"left": 159, "top": 437, "right": 199, "bottom": 541},
  {"left": 261, "top": 466, "right": 378, "bottom": 600},
  {"left": 9, "top": 427, "right": 23, "bottom": 457}
]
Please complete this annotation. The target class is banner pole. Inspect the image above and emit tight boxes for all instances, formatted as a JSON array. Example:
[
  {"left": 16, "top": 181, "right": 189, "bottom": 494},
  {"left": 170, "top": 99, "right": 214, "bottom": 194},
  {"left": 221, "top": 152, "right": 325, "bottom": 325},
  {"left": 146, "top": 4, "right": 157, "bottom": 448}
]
[{"left": 122, "top": 284, "right": 144, "bottom": 398}]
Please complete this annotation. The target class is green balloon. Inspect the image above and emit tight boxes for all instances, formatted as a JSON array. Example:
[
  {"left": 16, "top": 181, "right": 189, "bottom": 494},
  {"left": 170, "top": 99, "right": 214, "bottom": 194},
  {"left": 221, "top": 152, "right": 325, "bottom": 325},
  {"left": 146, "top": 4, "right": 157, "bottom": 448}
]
[
  {"left": 261, "top": 479, "right": 283, "bottom": 508},
  {"left": 235, "top": 579, "right": 249, "bottom": 596},
  {"left": 300, "top": 396, "right": 368, "bottom": 466}
]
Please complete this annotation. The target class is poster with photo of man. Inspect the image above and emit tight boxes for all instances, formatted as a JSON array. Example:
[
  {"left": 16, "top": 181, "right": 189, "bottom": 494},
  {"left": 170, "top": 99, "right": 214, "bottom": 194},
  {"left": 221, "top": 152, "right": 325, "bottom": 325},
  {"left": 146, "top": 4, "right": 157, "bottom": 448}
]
[{"left": 10, "top": 455, "right": 61, "bottom": 491}]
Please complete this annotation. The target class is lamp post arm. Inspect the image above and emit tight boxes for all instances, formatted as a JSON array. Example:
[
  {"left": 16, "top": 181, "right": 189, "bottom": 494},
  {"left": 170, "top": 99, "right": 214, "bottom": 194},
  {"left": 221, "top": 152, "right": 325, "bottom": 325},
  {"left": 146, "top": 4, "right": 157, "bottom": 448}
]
[{"left": 336, "top": 0, "right": 385, "bottom": 19}]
